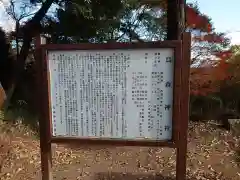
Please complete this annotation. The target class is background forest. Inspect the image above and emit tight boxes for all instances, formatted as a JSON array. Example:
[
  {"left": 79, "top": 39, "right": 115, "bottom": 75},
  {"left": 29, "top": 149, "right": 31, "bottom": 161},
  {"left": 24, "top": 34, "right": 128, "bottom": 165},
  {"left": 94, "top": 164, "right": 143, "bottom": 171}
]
[
  {"left": 0, "top": 0, "right": 239, "bottom": 128},
  {"left": 1, "top": 1, "right": 240, "bottom": 180}
]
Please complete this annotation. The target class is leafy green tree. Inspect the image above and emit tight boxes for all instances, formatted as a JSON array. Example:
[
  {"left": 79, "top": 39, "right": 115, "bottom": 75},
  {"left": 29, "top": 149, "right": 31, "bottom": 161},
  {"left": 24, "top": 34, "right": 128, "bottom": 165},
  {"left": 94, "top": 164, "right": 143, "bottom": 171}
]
[
  {"left": 0, "top": 0, "right": 232, "bottom": 125},
  {"left": 2, "top": 0, "right": 125, "bottom": 110}
]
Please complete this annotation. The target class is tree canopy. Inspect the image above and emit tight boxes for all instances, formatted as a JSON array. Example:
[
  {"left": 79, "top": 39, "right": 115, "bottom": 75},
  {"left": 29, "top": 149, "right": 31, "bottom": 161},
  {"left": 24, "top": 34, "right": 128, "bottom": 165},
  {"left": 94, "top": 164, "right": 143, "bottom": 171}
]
[{"left": 0, "top": 0, "right": 234, "bottom": 115}]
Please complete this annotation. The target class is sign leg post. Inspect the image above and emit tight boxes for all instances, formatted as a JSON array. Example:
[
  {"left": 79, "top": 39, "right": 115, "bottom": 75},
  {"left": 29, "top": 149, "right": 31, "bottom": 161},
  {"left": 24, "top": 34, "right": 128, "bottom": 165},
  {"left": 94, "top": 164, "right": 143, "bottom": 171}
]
[
  {"left": 40, "top": 137, "right": 52, "bottom": 180},
  {"left": 176, "top": 32, "right": 191, "bottom": 180},
  {"left": 37, "top": 46, "right": 53, "bottom": 180},
  {"left": 39, "top": 74, "right": 53, "bottom": 180},
  {"left": 176, "top": 142, "right": 187, "bottom": 180}
]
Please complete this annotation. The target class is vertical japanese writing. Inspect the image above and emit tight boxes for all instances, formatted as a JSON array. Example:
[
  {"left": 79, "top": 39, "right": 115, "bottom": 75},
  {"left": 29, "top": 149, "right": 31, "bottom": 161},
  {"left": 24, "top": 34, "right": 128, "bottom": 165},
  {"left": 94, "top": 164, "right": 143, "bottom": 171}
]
[{"left": 49, "top": 49, "right": 174, "bottom": 140}]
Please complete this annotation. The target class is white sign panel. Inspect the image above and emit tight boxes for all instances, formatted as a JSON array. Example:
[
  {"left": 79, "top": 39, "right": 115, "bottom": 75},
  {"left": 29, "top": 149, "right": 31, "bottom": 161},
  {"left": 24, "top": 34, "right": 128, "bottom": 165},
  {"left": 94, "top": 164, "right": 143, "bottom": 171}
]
[{"left": 48, "top": 49, "right": 174, "bottom": 140}]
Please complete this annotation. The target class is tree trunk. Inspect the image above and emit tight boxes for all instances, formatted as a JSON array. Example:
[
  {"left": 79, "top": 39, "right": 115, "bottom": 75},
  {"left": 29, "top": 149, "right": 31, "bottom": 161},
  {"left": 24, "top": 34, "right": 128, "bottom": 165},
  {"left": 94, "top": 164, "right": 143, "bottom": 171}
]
[
  {"left": 0, "top": 82, "right": 6, "bottom": 110},
  {"left": 4, "top": 0, "right": 54, "bottom": 109},
  {"left": 167, "top": 0, "right": 180, "bottom": 40},
  {"left": 16, "top": 21, "right": 20, "bottom": 60}
]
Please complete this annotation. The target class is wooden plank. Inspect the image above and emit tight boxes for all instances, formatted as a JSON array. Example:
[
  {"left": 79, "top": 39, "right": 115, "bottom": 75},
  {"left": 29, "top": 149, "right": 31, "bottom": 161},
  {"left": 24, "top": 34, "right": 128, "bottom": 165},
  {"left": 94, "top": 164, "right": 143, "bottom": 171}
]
[
  {"left": 51, "top": 136, "right": 176, "bottom": 148},
  {"left": 176, "top": 32, "right": 191, "bottom": 180},
  {"left": 37, "top": 45, "right": 53, "bottom": 180}
]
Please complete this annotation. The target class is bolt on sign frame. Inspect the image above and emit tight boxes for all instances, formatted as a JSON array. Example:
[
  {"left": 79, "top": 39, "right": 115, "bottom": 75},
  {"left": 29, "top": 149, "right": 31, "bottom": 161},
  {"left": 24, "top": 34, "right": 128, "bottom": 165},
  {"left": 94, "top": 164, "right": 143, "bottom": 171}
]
[{"left": 36, "top": 32, "right": 191, "bottom": 180}]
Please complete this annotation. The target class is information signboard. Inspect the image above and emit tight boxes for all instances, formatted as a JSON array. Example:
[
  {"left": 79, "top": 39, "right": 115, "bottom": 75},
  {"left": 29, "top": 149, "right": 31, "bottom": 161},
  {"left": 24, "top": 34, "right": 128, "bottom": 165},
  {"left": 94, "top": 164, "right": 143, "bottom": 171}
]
[
  {"left": 48, "top": 49, "right": 174, "bottom": 140},
  {"left": 37, "top": 35, "right": 191, "bottom": 180}
]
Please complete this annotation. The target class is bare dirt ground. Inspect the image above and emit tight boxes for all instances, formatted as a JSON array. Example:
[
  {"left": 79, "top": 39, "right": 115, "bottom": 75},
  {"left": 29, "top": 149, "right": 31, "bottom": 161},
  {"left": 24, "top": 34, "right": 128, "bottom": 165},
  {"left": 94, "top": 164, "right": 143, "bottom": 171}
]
[{"left": 1, "top": 121, "right": 240, "bottom": 180}]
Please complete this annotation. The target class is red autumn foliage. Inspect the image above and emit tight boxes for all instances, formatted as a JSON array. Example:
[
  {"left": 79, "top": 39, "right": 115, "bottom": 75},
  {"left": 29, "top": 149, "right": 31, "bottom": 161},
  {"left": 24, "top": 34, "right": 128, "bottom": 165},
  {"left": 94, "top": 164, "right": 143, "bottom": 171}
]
[
  {"left": 215, "top": 50, "right": 232, "bottom": 60},
  {"left": 190, "top": 54, "right": 232, "bottom": 96},
  {"left": 185, "top": 4, "right": 228, "bottom": 44},
  {"left": 184, "top": 4, "right": 231, "bottom": 96},
  {"left": 186, "top": 5, "right": 212, "bottom": 32},
  {"left": 143, "top": 1, "right": 213, "bottom": 33},
  {"left": 144, "top": 1, "right": 230, "bottom": 95},
  {"left": 193, "top": 34, "right": 225, "bottom": 43},
  {"left": 204, "top": 34, "right": 224, "bottom": 43},
  {"left": 190, "top": 67, "right": 219, "bottom": 96}
]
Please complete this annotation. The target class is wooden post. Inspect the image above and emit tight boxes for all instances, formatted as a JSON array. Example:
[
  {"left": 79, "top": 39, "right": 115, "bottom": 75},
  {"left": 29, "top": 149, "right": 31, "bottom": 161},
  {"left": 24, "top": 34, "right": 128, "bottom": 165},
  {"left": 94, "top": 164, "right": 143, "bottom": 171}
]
[
  {"left": 176, "top": 32, "right": 190, "bottom": 180},
  {"left": 167, "top": 0, "right": 180, "bottom": 40},
  {"left": 36, "top": 34, "right": 53, "bottom": 180},
  {"left": 167, "top": 1, "right": 190, "bottom": 179}
]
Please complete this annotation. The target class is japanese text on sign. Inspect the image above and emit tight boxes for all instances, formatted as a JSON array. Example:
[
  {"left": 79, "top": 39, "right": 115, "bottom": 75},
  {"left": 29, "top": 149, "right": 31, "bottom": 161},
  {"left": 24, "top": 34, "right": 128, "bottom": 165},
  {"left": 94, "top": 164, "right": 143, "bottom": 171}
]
[{"left": 48, "top": 49, "right": 174, "bottom": 140}]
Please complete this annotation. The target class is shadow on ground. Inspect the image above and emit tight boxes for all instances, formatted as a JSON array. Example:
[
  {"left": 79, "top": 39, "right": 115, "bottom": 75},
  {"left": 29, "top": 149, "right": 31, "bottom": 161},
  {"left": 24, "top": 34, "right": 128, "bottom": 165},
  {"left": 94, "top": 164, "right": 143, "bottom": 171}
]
[{"left": 94, "top": 172, "right": 188, "bottom": 180}]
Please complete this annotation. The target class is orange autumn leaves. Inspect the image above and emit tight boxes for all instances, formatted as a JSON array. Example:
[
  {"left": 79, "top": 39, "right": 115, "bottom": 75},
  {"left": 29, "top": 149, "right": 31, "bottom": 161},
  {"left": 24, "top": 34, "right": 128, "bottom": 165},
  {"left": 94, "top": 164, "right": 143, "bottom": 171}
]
[
  {"left": 185, "top": 5, "right": 225, "bottom": 43},
  {"left": 190, "top": 65, "right": 228, "bottom": 96},
  {"left": 184, "top": 3, "right": 231, "bottom": 96},
  {"left": 157, "top": 1, "right": 224, "bottom": 43},
  {"left": 193, "top": 34, "right": 224, "bottom": 43},
  {"left": 215, "top": 50, "right": 232, "bottom": 60},
  {"left": 190, "top": 67, "right": 215, "bottom": 96},
  {"left": 142, "top": 1, "right": 231, "bottom": 96},
  {"left": 190, "top": 51, "right": 232, "bottom": 96},
  {"left": 151, "top": 0, "right": 213, "bottom": 32},
  {"left": 186, "top": 5, "right": 212, "bottom": 33}
]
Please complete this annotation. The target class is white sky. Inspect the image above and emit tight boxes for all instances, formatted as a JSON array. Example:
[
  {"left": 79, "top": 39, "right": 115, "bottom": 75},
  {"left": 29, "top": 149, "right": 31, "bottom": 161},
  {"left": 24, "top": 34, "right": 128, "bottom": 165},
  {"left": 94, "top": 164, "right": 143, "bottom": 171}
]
[
  {"left": 187, "top": 0, "right": 240, "bottom": 45},
  {"left": 0, "top": 0, "right": 15, "bottom": 31}
]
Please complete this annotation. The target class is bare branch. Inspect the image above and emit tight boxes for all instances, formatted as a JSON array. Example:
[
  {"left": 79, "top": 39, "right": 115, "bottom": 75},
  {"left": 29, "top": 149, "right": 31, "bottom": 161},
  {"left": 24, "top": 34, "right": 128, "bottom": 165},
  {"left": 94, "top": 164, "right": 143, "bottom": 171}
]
[{"left": 4, "top": 0, "right": 38, "bottom": 23}]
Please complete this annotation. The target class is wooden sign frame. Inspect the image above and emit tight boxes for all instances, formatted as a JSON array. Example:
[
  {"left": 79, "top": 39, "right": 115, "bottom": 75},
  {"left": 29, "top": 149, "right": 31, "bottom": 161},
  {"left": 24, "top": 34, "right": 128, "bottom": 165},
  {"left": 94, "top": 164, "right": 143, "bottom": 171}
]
[{"left": 36, "top": 33, "right": 191, "bottom": 180}]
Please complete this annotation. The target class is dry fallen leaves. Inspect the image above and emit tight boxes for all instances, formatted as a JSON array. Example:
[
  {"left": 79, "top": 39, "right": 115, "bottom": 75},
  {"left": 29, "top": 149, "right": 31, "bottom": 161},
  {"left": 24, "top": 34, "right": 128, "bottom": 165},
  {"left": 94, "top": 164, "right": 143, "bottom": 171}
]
[{"left": 0, "top": 121, "right": 240, "bottom": 180}]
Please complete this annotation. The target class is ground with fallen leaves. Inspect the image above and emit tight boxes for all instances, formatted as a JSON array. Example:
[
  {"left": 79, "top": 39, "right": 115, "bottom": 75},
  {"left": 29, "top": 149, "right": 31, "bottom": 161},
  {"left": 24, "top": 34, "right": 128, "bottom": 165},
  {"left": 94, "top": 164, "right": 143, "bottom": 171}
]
[{"left": 0, "top": 121, "right": 240, "bottom": 180}]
